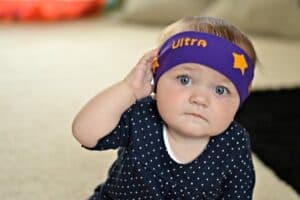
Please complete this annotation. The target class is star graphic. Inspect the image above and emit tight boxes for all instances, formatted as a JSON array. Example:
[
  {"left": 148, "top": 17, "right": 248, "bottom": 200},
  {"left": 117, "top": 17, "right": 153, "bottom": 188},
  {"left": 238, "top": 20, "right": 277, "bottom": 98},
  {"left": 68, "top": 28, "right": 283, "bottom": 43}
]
[
  {"left": 151, "top": 56, "right": 159, "bottom": 73},
  {"left": 232, "top": 52, "right": 248, "bottom": 75}
]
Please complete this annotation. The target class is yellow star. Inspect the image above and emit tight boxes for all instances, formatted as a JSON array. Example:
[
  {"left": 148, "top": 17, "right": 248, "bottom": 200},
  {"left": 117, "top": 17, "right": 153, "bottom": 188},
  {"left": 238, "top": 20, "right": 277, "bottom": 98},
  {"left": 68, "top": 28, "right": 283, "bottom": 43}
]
[
  {"left": 232, "top": 52, "right": 248, "bottom": 75},
  {"left": 151, "top": 56, "right": 160, "bottom": 73}
]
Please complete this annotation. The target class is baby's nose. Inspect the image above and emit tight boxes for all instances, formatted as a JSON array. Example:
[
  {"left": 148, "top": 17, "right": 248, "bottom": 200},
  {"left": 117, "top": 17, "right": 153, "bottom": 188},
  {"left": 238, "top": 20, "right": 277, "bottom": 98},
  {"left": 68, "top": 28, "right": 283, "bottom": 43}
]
[{"left": 189, "top": 88, "right": 209, "bottom": 107}]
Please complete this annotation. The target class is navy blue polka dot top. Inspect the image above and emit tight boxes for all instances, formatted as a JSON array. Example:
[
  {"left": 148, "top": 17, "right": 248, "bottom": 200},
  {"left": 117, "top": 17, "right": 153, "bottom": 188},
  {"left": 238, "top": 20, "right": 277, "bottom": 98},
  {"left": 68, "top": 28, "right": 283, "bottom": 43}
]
[{"left": 85, "top": 96, "right": 255, "bottom": 200}]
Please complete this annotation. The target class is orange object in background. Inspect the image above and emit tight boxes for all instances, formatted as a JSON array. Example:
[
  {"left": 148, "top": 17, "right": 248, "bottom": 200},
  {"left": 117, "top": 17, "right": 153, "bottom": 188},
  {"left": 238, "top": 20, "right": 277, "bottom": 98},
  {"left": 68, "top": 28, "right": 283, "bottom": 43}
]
[{"left": 0, "top": 0, "right": 105, "bottom": 21}]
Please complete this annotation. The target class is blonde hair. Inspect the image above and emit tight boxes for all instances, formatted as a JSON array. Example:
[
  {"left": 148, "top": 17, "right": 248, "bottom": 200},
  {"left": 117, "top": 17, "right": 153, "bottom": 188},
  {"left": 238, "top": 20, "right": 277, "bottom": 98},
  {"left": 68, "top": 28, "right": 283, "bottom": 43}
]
[{"left": 158, "top": 16, "right": 257, "bottom": 65}]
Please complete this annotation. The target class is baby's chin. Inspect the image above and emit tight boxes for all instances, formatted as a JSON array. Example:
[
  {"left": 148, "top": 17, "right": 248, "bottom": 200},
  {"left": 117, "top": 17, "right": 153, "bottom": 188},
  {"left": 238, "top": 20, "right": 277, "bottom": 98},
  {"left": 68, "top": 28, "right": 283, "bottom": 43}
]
[
  {"left": 181, "top": 121, "right": 232, "bottom": 138},
  {"left": 172, "top": 124, "right": 213, "bottom": 139}
]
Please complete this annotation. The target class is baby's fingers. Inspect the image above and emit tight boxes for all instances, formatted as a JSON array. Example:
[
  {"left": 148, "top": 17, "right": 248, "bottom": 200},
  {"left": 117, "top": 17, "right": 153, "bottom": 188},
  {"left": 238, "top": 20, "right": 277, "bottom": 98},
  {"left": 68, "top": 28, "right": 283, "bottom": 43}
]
[{"left": 137, "top": 48, "right": 159, "bottom": 70}]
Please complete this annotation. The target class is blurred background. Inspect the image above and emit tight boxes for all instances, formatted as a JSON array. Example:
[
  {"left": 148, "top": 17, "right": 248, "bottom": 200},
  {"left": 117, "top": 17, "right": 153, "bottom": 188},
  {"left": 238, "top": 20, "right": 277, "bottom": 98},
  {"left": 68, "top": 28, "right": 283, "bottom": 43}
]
[{"left": 0, "top": 0, "right": 299, "bottom": 199}]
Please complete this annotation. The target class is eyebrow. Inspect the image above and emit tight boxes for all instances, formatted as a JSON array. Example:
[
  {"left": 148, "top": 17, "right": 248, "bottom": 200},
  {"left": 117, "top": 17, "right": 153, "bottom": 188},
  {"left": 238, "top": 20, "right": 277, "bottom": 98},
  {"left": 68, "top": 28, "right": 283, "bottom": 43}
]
[
  {"left": 176, "top": 65, "right": 199, "bottom": 71},
  {"left": 175, "top": 64, "right": 234, "bottom": 85},
  {"left": 171, "top": 65, "right": 199, "bottom": 74},
  {"left": 216, "top": 77, "right": 232, "bottom": 84}
]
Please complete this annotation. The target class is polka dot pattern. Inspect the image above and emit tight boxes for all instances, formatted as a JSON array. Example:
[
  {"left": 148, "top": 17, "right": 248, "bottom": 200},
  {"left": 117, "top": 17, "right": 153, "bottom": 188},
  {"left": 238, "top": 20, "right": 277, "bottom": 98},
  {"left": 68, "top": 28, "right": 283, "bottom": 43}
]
[{"left": 86, "top": 97, "right": 255, "bottom": 199}]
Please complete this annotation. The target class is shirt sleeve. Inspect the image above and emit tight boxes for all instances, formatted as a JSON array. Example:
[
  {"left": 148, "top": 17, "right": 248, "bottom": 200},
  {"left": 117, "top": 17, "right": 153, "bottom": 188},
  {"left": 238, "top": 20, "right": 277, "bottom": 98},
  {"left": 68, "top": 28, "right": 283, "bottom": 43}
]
[
  {"left": 82, "top": 106, "right": 133, "bottom": 151},
  {"left": 221, "top": 130, "right": 256, "bottom": 200}
]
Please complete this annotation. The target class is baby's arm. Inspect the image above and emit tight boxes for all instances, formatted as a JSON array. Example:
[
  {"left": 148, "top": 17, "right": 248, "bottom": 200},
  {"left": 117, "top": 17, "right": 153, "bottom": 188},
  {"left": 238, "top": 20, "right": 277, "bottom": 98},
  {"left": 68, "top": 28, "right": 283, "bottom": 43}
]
[{"left": 72, "top": 49, "right": 157, "bottom": 148}]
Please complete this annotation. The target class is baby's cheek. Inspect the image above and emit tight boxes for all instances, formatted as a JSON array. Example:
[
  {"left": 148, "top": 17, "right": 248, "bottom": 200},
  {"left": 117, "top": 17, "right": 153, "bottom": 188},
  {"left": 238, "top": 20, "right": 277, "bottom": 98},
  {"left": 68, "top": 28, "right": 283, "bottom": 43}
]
[{"left": 213, "top": 108, "right": 236, "bottom": 131}]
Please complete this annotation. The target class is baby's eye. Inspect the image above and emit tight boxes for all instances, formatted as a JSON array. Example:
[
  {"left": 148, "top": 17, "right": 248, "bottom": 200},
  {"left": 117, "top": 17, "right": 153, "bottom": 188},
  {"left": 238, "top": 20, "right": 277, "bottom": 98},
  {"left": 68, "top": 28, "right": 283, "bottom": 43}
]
[
  {"left": 177, "top": 75, "right": 192, "bottom": 86},
  {"left": 215, "top": 85, "right": 229, "bottom": 95}
]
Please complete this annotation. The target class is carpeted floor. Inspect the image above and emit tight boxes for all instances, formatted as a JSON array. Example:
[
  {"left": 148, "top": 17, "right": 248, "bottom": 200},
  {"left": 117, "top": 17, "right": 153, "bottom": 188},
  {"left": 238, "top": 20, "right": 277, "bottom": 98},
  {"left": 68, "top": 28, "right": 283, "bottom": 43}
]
[{"left": 236, "top": 87, "right": 300, "bottom": 194}]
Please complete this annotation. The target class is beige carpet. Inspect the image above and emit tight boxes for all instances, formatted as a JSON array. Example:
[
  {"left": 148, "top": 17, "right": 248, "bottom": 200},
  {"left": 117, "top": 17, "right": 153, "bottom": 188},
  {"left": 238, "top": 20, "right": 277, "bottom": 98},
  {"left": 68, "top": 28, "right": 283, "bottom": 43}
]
[{"left": 0, "top": 16, "right": 299, "bottom": 200}]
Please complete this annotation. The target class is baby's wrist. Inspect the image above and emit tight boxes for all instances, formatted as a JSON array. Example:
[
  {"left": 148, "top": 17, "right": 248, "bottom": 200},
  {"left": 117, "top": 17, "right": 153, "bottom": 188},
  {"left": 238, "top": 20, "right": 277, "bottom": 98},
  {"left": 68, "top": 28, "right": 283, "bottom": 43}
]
[{"left": 121, "top": 79, "right": 138, "bottom": 102}]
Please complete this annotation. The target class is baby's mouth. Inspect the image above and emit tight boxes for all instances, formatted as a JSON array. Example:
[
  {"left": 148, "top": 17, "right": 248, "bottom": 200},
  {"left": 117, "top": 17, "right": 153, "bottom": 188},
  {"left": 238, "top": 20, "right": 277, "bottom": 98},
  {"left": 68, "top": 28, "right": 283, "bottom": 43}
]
[{"left": 185, "top": 112, "right": 208, "bottom": 122}]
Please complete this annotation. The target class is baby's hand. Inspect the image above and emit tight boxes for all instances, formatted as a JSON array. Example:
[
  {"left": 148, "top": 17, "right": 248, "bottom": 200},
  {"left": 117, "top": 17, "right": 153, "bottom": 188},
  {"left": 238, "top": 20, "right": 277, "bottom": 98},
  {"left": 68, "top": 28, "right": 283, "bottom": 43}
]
[{"left": 123, "top": 49, "right": 158, "bottom": 100}]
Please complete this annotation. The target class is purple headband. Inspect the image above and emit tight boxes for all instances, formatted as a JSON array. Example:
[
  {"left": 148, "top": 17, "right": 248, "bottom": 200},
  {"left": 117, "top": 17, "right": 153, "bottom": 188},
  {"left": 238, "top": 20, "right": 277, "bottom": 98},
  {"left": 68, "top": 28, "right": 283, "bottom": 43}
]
[{"left": 152, "top": 31, "right": 254, "bottom": 104}]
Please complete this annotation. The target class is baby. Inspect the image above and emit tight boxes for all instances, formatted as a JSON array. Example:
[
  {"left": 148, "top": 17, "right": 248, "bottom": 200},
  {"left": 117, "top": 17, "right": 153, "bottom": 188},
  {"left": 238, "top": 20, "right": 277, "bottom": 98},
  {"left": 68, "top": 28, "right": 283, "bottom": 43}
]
[{"left": 72, "top": 16, "right": 257, "bottom": 200}]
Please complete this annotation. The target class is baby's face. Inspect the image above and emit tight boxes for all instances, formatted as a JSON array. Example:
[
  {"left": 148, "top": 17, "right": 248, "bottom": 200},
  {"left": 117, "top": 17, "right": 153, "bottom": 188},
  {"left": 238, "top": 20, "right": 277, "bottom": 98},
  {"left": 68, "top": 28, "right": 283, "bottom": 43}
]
[{"left": 155, "top": 63, "right": 240, "bottom": 138}]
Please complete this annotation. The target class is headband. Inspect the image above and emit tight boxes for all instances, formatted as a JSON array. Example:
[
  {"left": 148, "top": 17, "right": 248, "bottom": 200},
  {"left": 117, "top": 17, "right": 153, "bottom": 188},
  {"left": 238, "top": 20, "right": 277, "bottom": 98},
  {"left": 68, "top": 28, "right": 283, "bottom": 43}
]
[{"left": 152, "top": 31, "right": 254, "bottom": 104}]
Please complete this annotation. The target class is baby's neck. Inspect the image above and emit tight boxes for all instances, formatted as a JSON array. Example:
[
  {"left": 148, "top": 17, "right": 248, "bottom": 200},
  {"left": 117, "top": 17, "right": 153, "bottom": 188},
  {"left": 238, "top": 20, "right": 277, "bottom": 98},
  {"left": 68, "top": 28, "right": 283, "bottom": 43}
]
[{"left": 166, "top": 128, "right": 210, "bottom": 164}]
